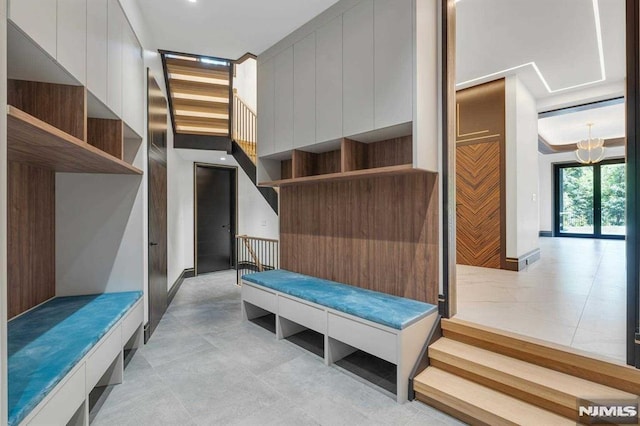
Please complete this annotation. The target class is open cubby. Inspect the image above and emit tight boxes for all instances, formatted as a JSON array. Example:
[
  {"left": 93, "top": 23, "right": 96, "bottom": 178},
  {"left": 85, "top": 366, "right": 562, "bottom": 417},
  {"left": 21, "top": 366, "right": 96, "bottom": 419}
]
[
  {"left": 292, "top": 148, "right": 341, "bottom": 178},
  {"left": 6, "top": 79, "right": 141, "bottom": 176},
  {"left": 87, "top": 118, "right": 124, "bottom": 160},
  {"left": 260, "top": 134, "right": 414, "bottom": 187},
  {"left": 342, "top": 135, "right": 412, "bottom": 172}
]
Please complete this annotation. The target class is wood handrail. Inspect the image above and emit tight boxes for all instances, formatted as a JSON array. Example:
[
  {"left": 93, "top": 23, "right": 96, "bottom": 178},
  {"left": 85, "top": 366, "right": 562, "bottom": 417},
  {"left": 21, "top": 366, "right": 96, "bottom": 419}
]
[
  {"left": 233, "top": 93, "right": 257, "bottom": 116},
  {"left": 236, "top": 234, "right": 278, "bottom": 243}
]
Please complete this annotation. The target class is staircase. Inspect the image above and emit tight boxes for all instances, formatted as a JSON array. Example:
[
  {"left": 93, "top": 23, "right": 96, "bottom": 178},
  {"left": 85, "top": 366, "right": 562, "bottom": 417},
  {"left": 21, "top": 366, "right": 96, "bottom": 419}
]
[
  {"left": 164, "top": 54, "right": 232, "bottom": 136},
  {"left": 414, "top": 318, "right": 640, "bottom": 425},
  {"left": 160, "top": 51, "right": 277, "bottom": 212}
]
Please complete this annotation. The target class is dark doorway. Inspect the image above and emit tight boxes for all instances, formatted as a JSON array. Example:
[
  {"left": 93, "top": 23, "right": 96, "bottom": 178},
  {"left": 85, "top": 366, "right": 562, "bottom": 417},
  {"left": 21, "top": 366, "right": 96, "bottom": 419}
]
[
  {"left": 554, "top": 159, "right": 626, "bottom": 240},
  {"left": 147, "top": 71, "right": 168, "bottom": 340},
  {"left": 195, "top": 164, "right": 236, "bottom": 275}
]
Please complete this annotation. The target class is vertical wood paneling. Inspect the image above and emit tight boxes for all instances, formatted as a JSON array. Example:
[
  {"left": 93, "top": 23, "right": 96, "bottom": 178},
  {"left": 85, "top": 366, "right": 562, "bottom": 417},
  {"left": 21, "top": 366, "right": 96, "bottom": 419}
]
[
  {"left": 7, "top": 79, "right": 86, "bottom": 141},
  {"left": 280, "top": 173, "right": 439, "bottom": 304},
  {"left": 281, "top": 159, "right": 293, "bottom": 180},
  {"left": 87, "top": 118, "right": 123, "bottom": 160},
  {"left": 7, "top": 162, "right": 55, "bottom": 318}
]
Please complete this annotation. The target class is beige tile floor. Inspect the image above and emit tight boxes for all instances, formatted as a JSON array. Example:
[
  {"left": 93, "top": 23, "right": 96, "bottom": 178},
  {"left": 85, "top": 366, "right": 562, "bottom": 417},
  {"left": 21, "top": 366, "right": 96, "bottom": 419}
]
[{"left": 456, "top": 237, "right": 627, "bottom": 363}]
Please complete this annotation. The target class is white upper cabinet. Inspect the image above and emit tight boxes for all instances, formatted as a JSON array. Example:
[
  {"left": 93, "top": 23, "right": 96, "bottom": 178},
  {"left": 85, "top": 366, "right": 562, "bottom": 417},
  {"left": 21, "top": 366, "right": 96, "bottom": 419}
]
[
  {"left": 374, "top": 0, "right": 413, "bottom": 129},
  {"left": 57, "top": 0, "right": 87, "bottom": 85},
  {"left": 107, "top": 0, "right": 124, "bottom": 117},
  {"left": 257, "top": 58, "right": 275, "bottom": 157},
  {"left": 122, "top": 24, "right": 144, "bottom": 136},
  {"left": 293, "top": 33, "right": 316, "bottom": 149},
  {"left": 343, "top": 0, "right": 374, "bottom": 137},
  {"left": 87, "top": 0, "right": 109, "bottom": 104},
  {"left": 315, "top": 15, "right": 343, "bottom": 144},
  {"left": 9, "top": 0, "right": 57, "bottom": 58},
  {"left": 274, "top": 47, "right": 294, "bottom": 154}
]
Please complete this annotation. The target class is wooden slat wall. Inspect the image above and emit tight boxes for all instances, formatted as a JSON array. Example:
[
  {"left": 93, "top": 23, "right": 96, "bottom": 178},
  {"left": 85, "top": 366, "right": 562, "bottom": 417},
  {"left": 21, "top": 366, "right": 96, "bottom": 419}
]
[
  {"left": 280, "top": 172, "right": 439, "bottom": 304},
  {"left": 455, "top": 79, "right": 506, "bottom": 269},
  {"left": 8, "top": 162, "right": 56, "bottom": 318},
  {"left": 8, "top": 79, "right": 86, "bottom": 141}
]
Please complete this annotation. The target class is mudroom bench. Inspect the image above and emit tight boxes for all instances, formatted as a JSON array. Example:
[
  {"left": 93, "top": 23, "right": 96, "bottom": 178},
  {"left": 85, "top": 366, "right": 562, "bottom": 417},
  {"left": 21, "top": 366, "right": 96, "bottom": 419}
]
[
  {"left": 8, "top": 291, "right": 144, "bottom": 426},
  {"left": 241, "top": 270, "right": 438, "bottom": 403}
]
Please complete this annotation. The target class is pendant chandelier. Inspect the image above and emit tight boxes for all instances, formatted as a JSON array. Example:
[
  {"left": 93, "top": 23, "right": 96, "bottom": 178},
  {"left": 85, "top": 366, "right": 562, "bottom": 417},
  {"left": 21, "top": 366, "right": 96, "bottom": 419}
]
[{"left": 576, "top": 123, "right": 605, "bottom": 164}]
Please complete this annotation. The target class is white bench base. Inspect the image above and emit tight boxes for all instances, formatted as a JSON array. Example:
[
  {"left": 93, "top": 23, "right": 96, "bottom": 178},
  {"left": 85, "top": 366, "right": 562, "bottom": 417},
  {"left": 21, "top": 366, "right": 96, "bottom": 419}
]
[
  {"left": 21, "top": 299, "right": 144, "bottom": 426},
  {"left": 241, "top": 281, "right": 438, "bottom": 403}
]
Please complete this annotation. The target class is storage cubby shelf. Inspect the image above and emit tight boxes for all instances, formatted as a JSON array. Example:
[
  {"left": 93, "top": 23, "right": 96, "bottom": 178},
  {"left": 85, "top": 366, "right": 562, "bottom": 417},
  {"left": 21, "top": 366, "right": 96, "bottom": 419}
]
[
  {"left": 8, "top": 106, "right": 142, "bottom": 175},
  {"left": 260, "top": 164, "right": 427, "bottom": 187}
]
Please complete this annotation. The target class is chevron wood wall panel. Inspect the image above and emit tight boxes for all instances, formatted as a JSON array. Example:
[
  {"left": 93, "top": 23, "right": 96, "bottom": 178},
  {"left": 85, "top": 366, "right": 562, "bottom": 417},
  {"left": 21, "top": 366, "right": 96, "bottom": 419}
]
[
  {"left": 456, "top": 141, "right": 502, "bottom": 268},
  {"left": 456, "top": 79, "right": 506, "bottom": 269},
  {"left": 280, "top": 173, "right": 439, "bottom": 305}
]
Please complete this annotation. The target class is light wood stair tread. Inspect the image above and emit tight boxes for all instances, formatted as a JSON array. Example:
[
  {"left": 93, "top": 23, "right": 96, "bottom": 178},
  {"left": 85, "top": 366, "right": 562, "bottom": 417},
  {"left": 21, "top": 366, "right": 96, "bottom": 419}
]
[
  {"left": 414, "top": 367, "right": 574, "bottom": 426},
  {"left": 442, "top": 318, "right": 640, "bottom": 394},
  {"left": 430, "top": 338, "right": 634, "bottom": 406}
]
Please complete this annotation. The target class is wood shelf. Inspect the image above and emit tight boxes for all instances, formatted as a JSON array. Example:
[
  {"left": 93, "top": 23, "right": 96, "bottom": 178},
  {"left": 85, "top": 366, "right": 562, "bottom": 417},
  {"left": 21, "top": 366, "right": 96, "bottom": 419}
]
[
  {"left": 259, "top": 164, "right": 430, "bottom": 187},
  {"left": 8, "top": 106, "right": 142, "bottom": 175}
]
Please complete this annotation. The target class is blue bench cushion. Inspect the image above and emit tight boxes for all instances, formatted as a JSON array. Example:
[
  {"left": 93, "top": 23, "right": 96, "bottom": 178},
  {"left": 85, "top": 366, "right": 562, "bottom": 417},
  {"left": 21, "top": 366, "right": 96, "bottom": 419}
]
[
  {"left": 242, "top": 270, "right": 436, "bottom": 330},
  {"left": 8, "top": 291, "right": 142, "bottom": 426}
]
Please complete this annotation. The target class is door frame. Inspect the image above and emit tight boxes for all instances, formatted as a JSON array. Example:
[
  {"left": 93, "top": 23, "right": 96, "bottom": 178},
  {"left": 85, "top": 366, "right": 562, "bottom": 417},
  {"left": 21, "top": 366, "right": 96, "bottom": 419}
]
[
  {"left": 441, "top": 0, "right": 640, "bottom": 366},
  {"left": 553, "top": 159, "right": 626, "bottom": 240},
  {"left": 193, "top": 163, "right": 238, "bottom": 276}
]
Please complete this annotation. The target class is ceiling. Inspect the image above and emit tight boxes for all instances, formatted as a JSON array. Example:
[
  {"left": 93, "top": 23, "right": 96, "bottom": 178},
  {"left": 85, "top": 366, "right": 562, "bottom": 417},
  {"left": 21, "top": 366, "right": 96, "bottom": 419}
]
[
  {"left": 134, "top": 0, "right": 340, "bottom": 59},
  {"left": 456, "top": 0, "right": 625, "bottom": 104},
  {"left": 538, "top": 102, "right": 625, "bottom": 145}
]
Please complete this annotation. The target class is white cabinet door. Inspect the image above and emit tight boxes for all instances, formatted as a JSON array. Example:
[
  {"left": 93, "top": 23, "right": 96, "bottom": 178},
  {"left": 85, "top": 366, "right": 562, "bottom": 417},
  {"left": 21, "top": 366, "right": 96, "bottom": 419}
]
[
  {"left": 257, "top": 58, "right": 275, "bottom": 158},
  {"left": 374, "top": 0, "right": 413, "bottom": 129},
  {"left": 273, "top": 47, "right": 294, "bottom": 154},
  {"left": 122, "top": 24, "right": 144, "bottom": 136},
  {"left": 343, "top": 0, "right": 374, "bottom": 137},
  {"left": 315, "top": 15, "right": 342, "bottom": 143},
  {"left": 107, "top": 0, "right": 124, "bottom": 117},
  {"left": 293, "top": 33, "right": 316, "bottom": 149},
  {"left": 87, "top": 0, "right": 108, "bottom": 104},
  {"left": 57, "top": 0, "right": 87, "bottom": 85},
  {"left": 8, "top": 0, "right": 57, "bottom": 58}
]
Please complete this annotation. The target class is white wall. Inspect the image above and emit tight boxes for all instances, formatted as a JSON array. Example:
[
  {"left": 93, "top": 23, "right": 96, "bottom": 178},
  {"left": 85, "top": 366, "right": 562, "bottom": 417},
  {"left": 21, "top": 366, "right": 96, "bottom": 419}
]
[
  {"left": 234, "top": 58, "right": 257, "bottom": 112},
  {"left": 538, "top": 147, "right": 626, "bottom": 233},
  {"left": 505, "top": 76, "right": 540, "bottom": 258},
  {"left": 167, "top": 148, "right": 279, "bottom": 286}
]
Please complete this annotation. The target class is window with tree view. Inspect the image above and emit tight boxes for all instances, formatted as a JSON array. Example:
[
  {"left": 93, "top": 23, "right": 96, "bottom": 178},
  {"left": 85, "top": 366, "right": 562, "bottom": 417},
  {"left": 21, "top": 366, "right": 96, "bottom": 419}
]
[{"left": 556, "top": 160, "right": 625, "bottom": 238}]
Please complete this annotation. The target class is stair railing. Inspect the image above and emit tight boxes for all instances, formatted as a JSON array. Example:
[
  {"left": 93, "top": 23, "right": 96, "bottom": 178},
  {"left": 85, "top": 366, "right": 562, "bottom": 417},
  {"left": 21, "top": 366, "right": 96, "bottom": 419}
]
[
  {"left": 236, "top": 235, "right": 279, "bottom": 285},
  {"left": 232, "top": 91, "right": 257, "bottom": 164}
]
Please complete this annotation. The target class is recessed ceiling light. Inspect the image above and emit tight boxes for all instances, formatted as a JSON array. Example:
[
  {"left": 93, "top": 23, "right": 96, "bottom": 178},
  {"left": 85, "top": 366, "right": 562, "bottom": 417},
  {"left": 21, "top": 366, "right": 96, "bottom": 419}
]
[
  {"left": 188, "top": 0, "right": 196, "bottom": 3},
  {"left": 220, "top": 157, "right": 226, "bottom": 161}
]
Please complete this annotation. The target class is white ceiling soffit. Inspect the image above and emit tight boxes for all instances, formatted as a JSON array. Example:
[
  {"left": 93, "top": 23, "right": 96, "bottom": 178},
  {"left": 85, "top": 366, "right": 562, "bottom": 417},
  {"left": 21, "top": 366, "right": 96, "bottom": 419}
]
[
  {"left": 538, "top": 102, "right": 625, "bottom": 145},
  {"left": 135, "top": 0, "right": 340, "bottom": 59},
  {"left": 456, "top": 0, "right": 625, "bottom": 101}
]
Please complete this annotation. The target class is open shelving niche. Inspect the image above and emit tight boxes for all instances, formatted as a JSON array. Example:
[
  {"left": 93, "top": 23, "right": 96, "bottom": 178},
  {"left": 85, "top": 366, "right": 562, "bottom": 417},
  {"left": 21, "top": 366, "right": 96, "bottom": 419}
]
[
  {"left": 6, "top": 72, "right": 144, "bottom": 321},
  {"left": 258, "top": 129, "right": 427, "bottom": 187}
]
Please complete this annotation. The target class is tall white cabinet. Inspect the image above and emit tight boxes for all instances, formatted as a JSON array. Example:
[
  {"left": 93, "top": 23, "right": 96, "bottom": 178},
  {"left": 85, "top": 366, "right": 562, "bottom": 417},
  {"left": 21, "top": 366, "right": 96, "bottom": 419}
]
[
  {"left": 343, "top": 0, "right": 374, "bottom": 137},
  {"left": 257, "top": 0, "right": 438, "bottom": 183},
  {"left": 7, "top": 0, "right": 145, "bottom": 138},
  {"left": 87, "top": 0, "right": 109, "bottom": 104}
]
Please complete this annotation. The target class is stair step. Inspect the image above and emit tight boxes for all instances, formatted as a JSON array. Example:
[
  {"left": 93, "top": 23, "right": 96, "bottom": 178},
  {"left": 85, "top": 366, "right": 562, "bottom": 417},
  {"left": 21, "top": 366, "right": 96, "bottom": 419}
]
[
  {"left": 429, "top": 338, "right": 635, "bottom": 420},
  {"left": 172, "top": 99, "right": 230, "bottom": 115},
  {"left": 414, "top": 367, "right": 574, "bottom": 426},
  {"left": 166, "top": 58, "right": 231, "bottom": 80},
  {"left": 169, "top": 79, "right": 230, "bottom": 98},
  {"left": 442, "top": 318, "right": 640, "bottom": 395}
]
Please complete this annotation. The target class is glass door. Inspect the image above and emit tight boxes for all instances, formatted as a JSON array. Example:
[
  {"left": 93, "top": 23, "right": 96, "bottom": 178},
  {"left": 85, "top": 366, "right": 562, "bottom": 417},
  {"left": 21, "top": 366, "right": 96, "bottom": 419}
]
[{"left": 554, "top": 160, "right": 625, "bottom": 239}]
